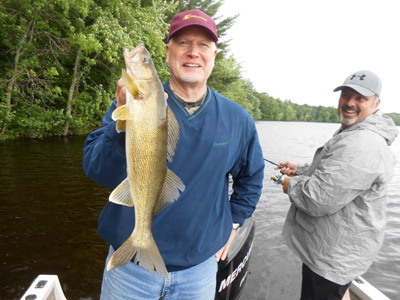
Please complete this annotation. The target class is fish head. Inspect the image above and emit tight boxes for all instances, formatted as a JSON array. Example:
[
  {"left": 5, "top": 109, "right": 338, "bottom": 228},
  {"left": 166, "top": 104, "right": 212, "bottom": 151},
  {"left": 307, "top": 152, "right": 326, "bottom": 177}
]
[{"left": 123, "top": 45, "right": 160, "bottom": 100}]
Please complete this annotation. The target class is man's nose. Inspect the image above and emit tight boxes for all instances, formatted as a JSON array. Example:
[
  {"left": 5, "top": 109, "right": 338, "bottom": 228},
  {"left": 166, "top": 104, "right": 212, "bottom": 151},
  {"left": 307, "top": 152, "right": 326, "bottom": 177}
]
[
  {"left": 347, "top": 95, "right": 358, "bottom": 106},
  {"left": 187, "top": 44, "right": 199, "bottom": 57}
]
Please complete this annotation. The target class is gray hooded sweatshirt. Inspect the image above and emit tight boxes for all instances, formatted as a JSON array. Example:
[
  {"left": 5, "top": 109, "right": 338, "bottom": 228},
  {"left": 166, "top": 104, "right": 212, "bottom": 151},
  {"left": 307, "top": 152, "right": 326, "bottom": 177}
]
[{"left": 283, "top": 110, "right": 398, "bottom": 284}]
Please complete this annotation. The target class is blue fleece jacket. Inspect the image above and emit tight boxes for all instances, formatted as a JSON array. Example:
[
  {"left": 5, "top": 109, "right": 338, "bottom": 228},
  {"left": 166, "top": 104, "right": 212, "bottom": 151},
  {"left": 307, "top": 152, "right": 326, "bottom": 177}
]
[{"left": 83, "top": 81, "right": 265, "bottom": 271}]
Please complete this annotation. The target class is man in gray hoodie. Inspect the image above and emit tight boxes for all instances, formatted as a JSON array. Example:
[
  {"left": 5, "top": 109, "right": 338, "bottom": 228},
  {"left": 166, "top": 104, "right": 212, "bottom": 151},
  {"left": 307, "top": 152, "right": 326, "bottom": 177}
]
[{"left": 278, "top": 70, "right": 398, "bottom": 300}]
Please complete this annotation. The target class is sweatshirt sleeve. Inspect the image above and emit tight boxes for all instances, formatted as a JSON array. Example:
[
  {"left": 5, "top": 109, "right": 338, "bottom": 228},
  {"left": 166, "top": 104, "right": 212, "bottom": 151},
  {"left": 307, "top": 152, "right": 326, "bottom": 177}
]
[
  {"left": 229, "top": 129, "right": 265, "bottom": 226},
  {"left": 82, "top": 101, "right": 127, "bottom": 189}
]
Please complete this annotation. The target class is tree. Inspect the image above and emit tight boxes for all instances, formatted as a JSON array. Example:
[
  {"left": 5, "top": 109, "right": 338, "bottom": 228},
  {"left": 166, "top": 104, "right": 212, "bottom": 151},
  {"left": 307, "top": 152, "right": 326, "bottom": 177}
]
[
  {"left": 61, "top": 0, "right": 174, "bottom": 136},
  {"left": 387, "top": 113, "right": 400, "bottom": 126},
  {"left": 0, "top": 0, "right": 174, "bottom": 139},
  {"left": 0, "top": 0, "right": 350, "bottom": 140},
  {"left": 1, "top": 0, "right": 48, "bottom": 137}
]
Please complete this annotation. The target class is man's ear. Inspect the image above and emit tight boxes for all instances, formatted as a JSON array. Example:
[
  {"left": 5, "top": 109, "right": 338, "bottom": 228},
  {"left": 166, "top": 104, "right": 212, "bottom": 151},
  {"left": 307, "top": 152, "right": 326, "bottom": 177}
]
[
  {"left": 374, "top": 98, "right": 381, "bottom": 110},
  {"left": 165, "top": 44, "right": 170, "bottom": 65}
]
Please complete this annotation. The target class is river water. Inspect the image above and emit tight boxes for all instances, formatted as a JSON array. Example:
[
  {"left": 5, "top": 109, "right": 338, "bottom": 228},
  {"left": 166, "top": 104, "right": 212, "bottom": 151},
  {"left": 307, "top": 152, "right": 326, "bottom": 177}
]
[{"left": 0, "top": 121, "right": 399, "bottom": 300}]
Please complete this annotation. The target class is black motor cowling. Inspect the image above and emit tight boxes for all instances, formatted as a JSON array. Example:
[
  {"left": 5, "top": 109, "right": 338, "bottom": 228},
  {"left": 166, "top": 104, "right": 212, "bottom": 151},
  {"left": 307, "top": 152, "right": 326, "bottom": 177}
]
[{"left": 215, "top": 217, "right": 255, "bottom": 300}]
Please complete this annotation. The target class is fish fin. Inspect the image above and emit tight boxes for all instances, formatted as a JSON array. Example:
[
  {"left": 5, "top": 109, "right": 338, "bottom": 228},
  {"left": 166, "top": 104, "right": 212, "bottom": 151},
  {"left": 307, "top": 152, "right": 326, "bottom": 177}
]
[
  {"left": 122, "top": 69, "right": 139, "bottom": 98},
  {"left": 166, "top": 106, "right": 180, "bottom": 163},
  {"left": 116, "top": 120, "right": 126, "bottom": 132},
  {"left": 153, "top": 168, "right": 185, "bottom": 215},
  {"left": 109, "top": 178, "right": 134, "bottom": 207},
  {"left": 112, "top": 105, "right": 133, "bottom": 121},
  {"left": 107, "top": 232, "right": 169, "bottom": 279}
]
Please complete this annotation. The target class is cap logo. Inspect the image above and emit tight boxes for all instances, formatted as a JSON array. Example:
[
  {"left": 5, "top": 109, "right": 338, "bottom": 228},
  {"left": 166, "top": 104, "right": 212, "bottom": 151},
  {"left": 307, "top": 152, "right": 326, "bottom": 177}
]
[
  {"left": 350, "top": 74, "right": 366, "bottom": 81},
  {"left": 183, "top": 14, "right": 207, "bottom": 22}
]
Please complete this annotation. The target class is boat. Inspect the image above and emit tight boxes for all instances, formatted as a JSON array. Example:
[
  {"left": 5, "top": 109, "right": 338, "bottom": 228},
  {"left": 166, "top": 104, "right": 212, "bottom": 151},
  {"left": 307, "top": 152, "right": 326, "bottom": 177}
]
[
  {"left": 20, "top": 217, "right": 391, "bottom": 300},
  {"left": 20, "top": 274, "right": 66, "bottom": 300},
  {"left": 346, "top": 277, "right": 391, "bottom": 300}
]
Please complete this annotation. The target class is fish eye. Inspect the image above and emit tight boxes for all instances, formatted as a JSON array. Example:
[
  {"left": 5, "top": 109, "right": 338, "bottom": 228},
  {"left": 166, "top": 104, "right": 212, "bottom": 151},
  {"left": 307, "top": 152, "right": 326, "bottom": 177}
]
[{"left": 142, "top": 56, "right": 151, "bottom": 65}]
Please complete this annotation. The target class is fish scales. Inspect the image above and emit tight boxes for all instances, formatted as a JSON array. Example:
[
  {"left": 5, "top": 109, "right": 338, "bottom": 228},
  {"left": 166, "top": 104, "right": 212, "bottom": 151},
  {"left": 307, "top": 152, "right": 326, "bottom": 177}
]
[{"left": 106, "top": 45, "right": 185, "bottom": 279}]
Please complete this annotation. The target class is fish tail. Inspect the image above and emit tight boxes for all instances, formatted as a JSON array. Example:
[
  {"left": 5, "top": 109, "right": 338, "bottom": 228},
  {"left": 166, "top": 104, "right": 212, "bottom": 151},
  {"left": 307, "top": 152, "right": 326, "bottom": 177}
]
[
  {"left": 107, "top": 235, "right": 137, "bottom": 271},
  {"left": 136, "top": 235, "right": 169, "bottom": 279},
  {"left": 107, "top": 233, "right": 169, "bottom": 279}
]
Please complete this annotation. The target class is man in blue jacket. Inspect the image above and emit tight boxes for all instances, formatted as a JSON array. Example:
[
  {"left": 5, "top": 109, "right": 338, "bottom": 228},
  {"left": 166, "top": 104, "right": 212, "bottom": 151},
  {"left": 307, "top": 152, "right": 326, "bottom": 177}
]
[{"left": 83, "top": 9, "right": 264, "bottom": 300}]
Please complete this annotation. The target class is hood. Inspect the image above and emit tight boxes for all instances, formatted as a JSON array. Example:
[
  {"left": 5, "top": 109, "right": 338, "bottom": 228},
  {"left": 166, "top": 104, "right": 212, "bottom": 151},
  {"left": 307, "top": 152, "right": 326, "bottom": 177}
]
[{"left": 340, "top": 110, "right": 399, "bottom": 146}]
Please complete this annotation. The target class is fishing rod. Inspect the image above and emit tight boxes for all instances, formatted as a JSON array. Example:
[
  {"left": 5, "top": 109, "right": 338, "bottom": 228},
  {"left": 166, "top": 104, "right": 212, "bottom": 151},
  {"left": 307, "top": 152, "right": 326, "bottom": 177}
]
[
  {"left": 264, "top": 158, "right": 299, "bottom": 185},
  {"left": 264, "top": 158, "right": 280, "bottom": 167}
]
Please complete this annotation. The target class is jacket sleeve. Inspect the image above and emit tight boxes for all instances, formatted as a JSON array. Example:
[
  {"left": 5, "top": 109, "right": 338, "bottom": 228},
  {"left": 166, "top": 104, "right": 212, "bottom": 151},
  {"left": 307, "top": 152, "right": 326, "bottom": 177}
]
[
  {"left": 297, "top": 163, "right": 310, "bottom": 174},
  {"left": 288, "top": 131, "right": 386, "bottom": 217},
  {"left": 82, "top": 101, "right": 127, "bottom": 189},
  {"left": 229, "top": 129, "right": 265, "bottom": 226}
]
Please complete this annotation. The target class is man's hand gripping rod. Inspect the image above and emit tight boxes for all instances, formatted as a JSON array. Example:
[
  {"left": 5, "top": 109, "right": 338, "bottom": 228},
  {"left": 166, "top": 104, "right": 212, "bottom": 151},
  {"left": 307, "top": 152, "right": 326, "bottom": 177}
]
[{"left": 264, "top": 159, "right": 297, "bottom": 185}]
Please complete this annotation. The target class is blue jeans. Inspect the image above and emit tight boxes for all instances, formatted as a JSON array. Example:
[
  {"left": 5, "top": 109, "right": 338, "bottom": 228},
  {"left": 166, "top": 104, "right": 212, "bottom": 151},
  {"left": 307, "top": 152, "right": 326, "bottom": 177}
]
[{"left": 100, "top": 246, "right": 218, "bottom": 300}]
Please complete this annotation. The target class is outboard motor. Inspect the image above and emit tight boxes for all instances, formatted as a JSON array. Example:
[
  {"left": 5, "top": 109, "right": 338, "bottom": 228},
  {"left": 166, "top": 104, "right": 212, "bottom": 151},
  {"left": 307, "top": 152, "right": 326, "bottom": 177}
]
[{"left": 215, "top": 216, "right": 255, "bottom": 300}]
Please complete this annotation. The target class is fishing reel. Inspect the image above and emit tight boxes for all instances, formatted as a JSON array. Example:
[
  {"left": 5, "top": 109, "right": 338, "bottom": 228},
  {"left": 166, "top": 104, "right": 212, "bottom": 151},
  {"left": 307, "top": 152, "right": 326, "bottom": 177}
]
[
  {"left": 270, "top": 171, "right": 288, "bottom": 185},
  {"left": 264, "top": 158, "right": 294, "bottom": 185}
]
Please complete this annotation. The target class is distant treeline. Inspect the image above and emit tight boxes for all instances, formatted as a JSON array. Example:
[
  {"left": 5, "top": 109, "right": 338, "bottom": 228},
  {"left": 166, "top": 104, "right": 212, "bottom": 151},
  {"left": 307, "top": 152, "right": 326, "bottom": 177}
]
[
  {"left": 256, "top": 92, "right": 341, "bottom": 123},
  {"left": 387, "top": 113, "right": 400, "bottom": 126},
  {"left": 256, "top": 92, "right": 400, "bottom": 125},
  {"left": 1, "top": 0, "right": 398, "bottom": 140}
]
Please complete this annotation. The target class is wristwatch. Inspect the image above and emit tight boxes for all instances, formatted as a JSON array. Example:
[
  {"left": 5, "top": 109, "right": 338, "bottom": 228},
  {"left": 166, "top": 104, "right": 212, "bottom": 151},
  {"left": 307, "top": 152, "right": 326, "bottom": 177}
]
[{"left": 233, "top": 223, "right": 240, "bottom": 230}]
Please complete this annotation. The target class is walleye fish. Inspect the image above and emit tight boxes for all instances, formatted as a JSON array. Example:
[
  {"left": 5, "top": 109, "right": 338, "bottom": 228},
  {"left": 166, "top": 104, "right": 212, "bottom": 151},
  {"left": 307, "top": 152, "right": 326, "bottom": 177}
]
[{"left": 107, "top": 44, "right": 185, "bottom": 278}]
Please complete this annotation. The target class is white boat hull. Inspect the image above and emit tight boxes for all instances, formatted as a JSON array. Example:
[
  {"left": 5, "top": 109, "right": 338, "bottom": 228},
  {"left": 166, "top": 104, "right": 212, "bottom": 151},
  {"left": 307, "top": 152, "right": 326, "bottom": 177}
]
[
  {"left": 349, "top": 276, "right": 391, "bottom": 300},
  {"left": 20, "top": 275, "right": 66, "bottom": 300}
]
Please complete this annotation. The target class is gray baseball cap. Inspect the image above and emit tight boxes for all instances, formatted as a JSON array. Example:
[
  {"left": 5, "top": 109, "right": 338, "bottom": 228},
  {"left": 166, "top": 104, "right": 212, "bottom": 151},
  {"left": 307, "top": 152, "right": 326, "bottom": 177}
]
[{"left": 333, "top": 70, "right": 382, "bottom": 97}]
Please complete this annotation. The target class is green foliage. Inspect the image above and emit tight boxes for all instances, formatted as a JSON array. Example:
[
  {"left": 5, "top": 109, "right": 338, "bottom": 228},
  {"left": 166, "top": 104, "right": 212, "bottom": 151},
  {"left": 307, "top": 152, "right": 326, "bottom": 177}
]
[
  {"left": 387, "top": 113, "right": 400, "bottom": 126},
  {"left": 257, "top": 94, "right": 341, "bottom": 123},
  {"left": 2, "top": 0, "right": 380, "bottom": 140},
  {"left": 0, "top": 0, "right": 172, "bottom": 139}
]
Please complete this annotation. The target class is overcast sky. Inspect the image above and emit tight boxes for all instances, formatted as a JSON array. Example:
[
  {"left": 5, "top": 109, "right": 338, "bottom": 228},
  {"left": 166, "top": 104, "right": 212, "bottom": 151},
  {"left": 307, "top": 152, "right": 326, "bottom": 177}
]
[{"left": 219, "top": 0, "right": 400, "bottom": 114}]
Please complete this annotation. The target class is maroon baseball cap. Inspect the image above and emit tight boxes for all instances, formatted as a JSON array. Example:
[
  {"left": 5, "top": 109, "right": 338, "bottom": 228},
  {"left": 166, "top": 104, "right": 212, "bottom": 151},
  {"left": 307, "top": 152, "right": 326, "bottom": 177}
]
[{"left": 168, "top": 9, "right": 218, "bottom": 43}]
